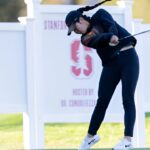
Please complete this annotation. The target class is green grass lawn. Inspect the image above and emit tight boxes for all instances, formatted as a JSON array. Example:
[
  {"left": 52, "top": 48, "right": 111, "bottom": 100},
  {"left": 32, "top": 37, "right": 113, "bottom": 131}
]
[{"left": 0, "top": 113, "right": 149, "bottom": 149}]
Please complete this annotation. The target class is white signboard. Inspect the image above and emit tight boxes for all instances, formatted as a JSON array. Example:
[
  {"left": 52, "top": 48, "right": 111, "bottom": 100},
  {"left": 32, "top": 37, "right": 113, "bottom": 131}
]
[
  {"left": 36, "top": 7, "right": 128, "bottom": 123},
  {"left": 0, "top": 24, "right": 26, "bottom": 113}
]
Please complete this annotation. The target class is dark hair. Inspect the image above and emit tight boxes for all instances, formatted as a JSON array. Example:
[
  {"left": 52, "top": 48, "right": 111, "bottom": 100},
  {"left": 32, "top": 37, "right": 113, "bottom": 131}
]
[
  {"left": 77, "top": 0, "right": 111, "bottom": 22},
  {"left": 82, "top": 15, "right": 91, "bottom": 22},
  {"left": 77, "top": 0, "right": 111, "bottom": 14}
]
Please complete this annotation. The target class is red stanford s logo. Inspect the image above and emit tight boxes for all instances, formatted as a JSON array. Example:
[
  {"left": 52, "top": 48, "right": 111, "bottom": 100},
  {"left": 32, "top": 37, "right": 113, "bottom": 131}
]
[{"left": 71, "top": 40, "right": 93, "bottom": 78}]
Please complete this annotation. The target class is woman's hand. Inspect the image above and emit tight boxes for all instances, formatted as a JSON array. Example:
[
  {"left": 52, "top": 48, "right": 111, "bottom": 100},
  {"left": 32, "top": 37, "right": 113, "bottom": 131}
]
[{"left": 109, "top": 35, "right": 119, "bottom": 46}]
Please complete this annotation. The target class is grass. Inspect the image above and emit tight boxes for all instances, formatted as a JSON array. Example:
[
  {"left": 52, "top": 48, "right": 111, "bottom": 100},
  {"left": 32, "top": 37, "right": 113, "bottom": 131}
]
[
  {"left": 45, "top": 123, "right": 123, "bottom": 149},
  {"left": 0, "top": 113, "right": 149, "bottom": 149},
  {"left": 0, "top": 114, "right": 23, "bottom": 149}
]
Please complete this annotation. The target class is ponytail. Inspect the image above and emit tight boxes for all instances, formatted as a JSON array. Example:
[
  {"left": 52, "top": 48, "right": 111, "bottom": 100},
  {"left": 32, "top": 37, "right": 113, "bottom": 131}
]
[{"left": 77, "top": 0, "right": 111, "bottom": 14}]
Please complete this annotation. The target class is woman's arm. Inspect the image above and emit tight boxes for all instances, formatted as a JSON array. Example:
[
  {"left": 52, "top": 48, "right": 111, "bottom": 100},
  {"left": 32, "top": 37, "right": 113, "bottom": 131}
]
[
  {"left": 98, "top": 9, "right": 118, "bottom": 35},
  {"left": 81, "top": 9, "right": 118, "bottom": 48}
]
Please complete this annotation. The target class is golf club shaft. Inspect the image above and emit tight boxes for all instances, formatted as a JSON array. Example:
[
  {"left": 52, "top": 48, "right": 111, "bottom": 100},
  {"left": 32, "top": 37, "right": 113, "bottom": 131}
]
[{"left": 119, "top": 29, "right": 150, "bottom": 41}]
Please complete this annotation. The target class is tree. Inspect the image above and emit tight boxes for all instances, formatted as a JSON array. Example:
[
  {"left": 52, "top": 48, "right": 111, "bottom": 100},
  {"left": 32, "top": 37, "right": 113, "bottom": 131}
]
[{"left": 0, "top": 0, "right": 27, "bottom": 22}]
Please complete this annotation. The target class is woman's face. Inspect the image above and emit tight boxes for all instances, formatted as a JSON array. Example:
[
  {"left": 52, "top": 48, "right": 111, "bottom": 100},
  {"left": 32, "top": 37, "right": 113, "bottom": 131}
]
[{"left": 74, "top": 17, "right": 90, "bottom": 34}]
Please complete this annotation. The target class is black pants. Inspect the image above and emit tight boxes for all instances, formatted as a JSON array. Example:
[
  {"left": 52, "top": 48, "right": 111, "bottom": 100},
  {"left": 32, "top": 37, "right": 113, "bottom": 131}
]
[{"left": 88, "top": 48, "right": 139, "bottom": 137}]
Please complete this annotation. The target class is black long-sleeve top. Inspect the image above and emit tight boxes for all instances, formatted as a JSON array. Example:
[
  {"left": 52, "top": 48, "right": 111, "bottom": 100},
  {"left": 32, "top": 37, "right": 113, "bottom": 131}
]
[{"left": 81, "top": 9, "right": 137, "bottom": 66}]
